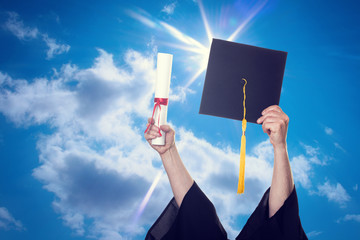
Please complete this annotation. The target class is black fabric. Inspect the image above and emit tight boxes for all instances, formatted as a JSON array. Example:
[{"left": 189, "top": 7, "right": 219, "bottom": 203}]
[
  {"left": 146, "top": 182, "right": 227, "bottom": 240},
  {"left": 145, "top": 198, "right": 179, "bottom": 240},
  {"left": 145, "top": 182, "right": 307, "bottom": 240},
  {"left": 236, "top": 187, "right": 308, "bottom": 240}
]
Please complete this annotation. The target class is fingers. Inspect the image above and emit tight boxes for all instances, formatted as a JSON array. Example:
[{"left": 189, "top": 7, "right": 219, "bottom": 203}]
[
  {"left": 147, "top": 117, "right": 155, "bottom": 124},
  {"left": 253, "top": 105, "right": 289, "bottom": 147},
  {"left": 145, "top": 121, "right": 174, "bottom": 140},
  {"left": 144, "top": 132, "right": 159, "bottom": 141},
  {"left": 147, "top": 128, "right": 161, "bottom": 137},
  {"left": 160, "top": 125, "right": 173, "bottom": 133},
  {"left": 145, "top": 115, "right": 175, "bottom": 144},
  {"left": 144, "top": 123, "right": 161, "bottom": 141},
  {"left": 145, "top": 118, "right": 157, "bottom": 135},
  {"left": 257, "top": 105, "right": 289, "bottom": 124},
  {"left": 257, "top": 111, "right": 282, "bottom": 124},
  {"left": 262, "top": 121, "right": 282, "bottom": 135},
  {"left": 262, "top": 105, "right": 283, "bottom": 115},
  {"left": 146, "top": 124, "right": 171, "bottom": 135},
  {"left": 260, "top": 115, "right": 288, "bottom": 133}
]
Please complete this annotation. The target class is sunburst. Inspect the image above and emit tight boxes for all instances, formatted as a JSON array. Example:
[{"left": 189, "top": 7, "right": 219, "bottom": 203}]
[{"left": 127, "top": 0, "right": 267, "bottom": 91}]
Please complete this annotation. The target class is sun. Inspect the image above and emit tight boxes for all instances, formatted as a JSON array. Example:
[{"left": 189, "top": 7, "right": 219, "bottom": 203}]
[{"left": 127, "top": 0, "right": 267, "bottom": 91}]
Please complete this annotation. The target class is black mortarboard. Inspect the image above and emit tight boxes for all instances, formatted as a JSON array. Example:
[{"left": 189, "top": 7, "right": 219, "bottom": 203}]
[
  {"left": 199, "top": 38, "right": 287, "bottom": 194},
  {"left": 200, "top": 38, "right": 287, "bottom": 123}
]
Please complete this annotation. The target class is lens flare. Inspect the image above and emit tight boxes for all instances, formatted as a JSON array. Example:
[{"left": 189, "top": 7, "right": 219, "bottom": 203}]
[
  {"left": 227, "top": 0, "right": 268, "bottom": 42},
  {"left": 133, "top": 170, "right": 163, "bottom": 224},
  {"left": 160, "top": 22, "right": 207, "bottom": 51},
  {"left": 198, "top": 0, "right": 213, "bottom": 45}
]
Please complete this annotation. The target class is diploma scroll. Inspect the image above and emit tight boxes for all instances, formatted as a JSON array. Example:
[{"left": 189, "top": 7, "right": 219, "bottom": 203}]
[{"left": 151, "top": 53, "right": 173, "bottom": 145}]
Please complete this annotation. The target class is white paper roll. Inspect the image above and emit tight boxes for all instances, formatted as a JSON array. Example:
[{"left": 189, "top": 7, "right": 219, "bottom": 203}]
[{"left": 152, "top": 53, "right": 173, "bottom": 145}]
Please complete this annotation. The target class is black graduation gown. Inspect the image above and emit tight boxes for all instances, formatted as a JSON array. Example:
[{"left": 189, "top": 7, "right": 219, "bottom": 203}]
[{"left": 145, "top": 182, "right": 308, "bottom": 240}]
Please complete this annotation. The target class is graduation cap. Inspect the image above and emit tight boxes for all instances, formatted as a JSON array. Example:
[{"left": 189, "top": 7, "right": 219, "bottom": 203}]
[{"left": 199, "top": 38, "right": 287, "bottom": 194}]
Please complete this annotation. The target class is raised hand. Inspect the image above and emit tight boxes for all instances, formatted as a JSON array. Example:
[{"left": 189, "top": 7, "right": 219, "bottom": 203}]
[
  {"left": 256, "top": 105, "right": 289, "bottom": 149},
  {"left": 144, "top": 118, "right": 175, "bottom": 155}
]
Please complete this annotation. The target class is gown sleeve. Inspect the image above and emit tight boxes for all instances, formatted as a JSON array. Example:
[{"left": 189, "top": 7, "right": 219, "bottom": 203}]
[
  {"left": 145, "top": 181, "right": 228, "bottom": 240},
  {"left": 236, "top": 187, "right": 308, "bottom": 240}
]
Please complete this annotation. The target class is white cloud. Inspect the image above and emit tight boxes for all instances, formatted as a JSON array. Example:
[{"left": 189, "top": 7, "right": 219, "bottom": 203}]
[
  {"left": 169, "top": 85, "right": 195, "bottom": 102},
  {"left": 302, "top": 143, "right": 319, "bottom": 156},
  {"left": 324, "top": 126, "right": 334, "bottom": 135},
  {"left": 341, "top": 214, "right": 360, "bottom": 222},
  {"left": 290, "top": 155, "right": 312, "bottom": 189},
  {"left": 4, "top": 12, "right": 38, "bottom": 40},
  {"left": 314, "top": 180, "right": 350, "bottom": 208},
  {"left": 0, "top": 207, "right": 25, "bottom": 231},
  {"left": 300, "top": 142, "right": 328, "bottom": 165},
  {"left": 42, "top": 34, "right": 70, "bottom": 59},
  {"left": 3, "top": 12, "right": 69, "bottom": 59},
  {"left": 353, "top": 184, "right": 358, "bottom": 191},
  {"left": 0, "top": 71, "right": 77, "bottom": 127},
  {"left": 0, "top": 72, "right": 12, "bottom": 85},
  {"left": 307, "top": 230, "right": 322, "bottom": 238},
  {"left": 33, "top": 132, "right": 160, "bottom": 237},
  {"left": 334, "top": 142, "right": 346, "bottom": 153},
  {"left": 161, "top": 2, "right": 177, "bottom": 15}
]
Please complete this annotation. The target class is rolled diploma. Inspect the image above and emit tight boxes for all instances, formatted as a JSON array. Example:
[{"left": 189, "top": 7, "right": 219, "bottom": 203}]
[{"left": 152, "top": 53, "right": 173, "bottom": 145}]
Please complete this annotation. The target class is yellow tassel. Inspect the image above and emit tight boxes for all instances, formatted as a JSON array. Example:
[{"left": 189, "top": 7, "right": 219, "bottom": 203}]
[
  {"left": 237, "top": 119, "right": 247, "bottom": 194},
  {"left": 237, "top": 78, "right": 247, "bottom": 194}
]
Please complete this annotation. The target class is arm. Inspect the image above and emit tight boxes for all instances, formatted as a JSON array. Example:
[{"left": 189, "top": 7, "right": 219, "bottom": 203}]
[
  {"left": 257, "top": 105, "right": 294, "bottom": 218},
  {"left": 144, "top": 118, "right": 193, "bottom": 206}
]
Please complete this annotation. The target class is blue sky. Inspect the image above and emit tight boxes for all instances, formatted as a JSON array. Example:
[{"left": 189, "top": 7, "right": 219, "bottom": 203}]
[{"left": 0, "top": 0, "right": 359, "bottom": 239}]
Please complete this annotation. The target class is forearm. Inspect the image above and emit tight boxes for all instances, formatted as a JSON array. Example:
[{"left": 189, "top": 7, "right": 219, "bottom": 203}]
[
  {"left": 269, "top": 144, "right": 294, "bottom": 218},
  {"left": 160, "top": 144, "right": 194, "bottom": 206}
]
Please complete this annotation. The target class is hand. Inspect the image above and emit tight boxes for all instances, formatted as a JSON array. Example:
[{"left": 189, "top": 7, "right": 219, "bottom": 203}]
[
  {"left": 256, "top": 105, "right": 289, "bottom": 149},
  {"left": 144, "top": 118, "right": 175, "bottom": 155}
]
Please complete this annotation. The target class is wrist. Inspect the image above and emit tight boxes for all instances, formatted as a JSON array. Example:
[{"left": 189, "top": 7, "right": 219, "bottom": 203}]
[
  {"left": 273, "top": 142, "right": 287, "bottom": 153},
  {"left": 160, "top": 143, "right": 177, "bottom": 159}
]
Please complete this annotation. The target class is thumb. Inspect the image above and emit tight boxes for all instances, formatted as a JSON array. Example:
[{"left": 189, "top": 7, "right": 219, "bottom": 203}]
[
  {"left": 160, "top": 125, "right": 172, "bottom": 133},
  {"left": 262, "top": 122, "right": 271, "bottom": 135}
]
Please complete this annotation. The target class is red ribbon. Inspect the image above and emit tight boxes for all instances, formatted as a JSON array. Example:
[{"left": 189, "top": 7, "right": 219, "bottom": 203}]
[{"left": 144, "top": 98, "right": 169, "bottom": 137}]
